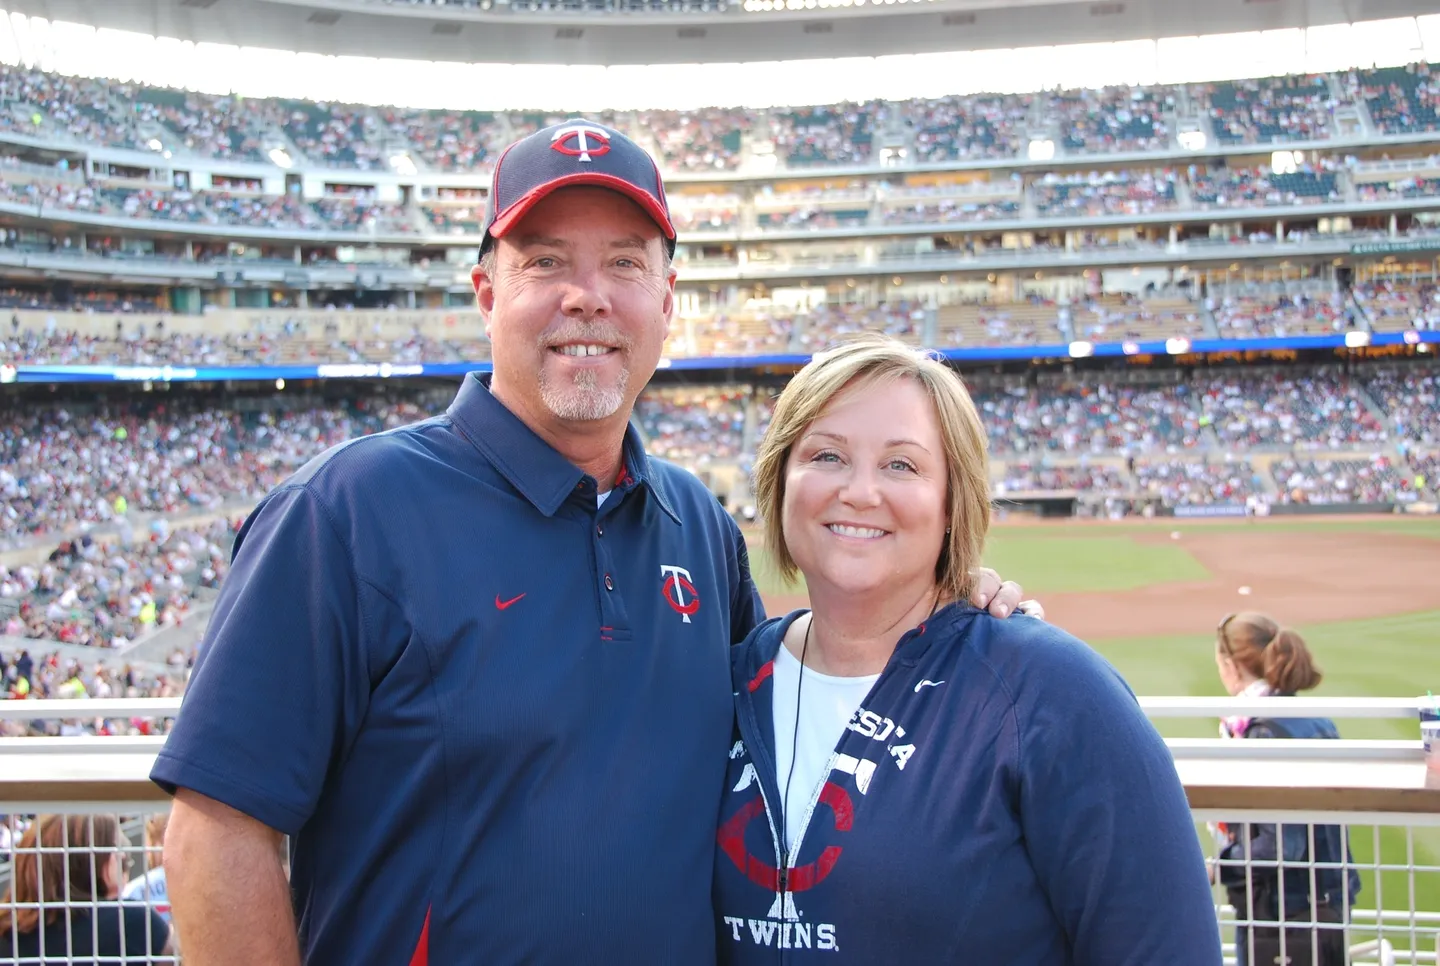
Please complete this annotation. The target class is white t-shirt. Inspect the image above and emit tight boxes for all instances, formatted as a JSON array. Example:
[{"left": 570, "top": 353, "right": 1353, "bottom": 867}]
[{"left": 771, "top": 632, "right": 879, "bottom": 856}]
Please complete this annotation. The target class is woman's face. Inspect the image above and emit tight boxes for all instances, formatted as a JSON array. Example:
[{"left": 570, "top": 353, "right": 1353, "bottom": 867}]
[{"left": 781, "top": 376, "right": 950, "bottom": 603}]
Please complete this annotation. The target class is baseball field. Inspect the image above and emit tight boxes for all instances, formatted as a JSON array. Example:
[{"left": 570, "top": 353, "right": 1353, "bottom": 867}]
[{"left": 747, "top": 514, "right": 1440, "bottom": 921}]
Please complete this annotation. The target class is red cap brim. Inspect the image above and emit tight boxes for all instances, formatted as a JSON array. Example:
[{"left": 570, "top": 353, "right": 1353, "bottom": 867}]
[{"left": 487, "top": 172, "right": 677, "bottom": 245}]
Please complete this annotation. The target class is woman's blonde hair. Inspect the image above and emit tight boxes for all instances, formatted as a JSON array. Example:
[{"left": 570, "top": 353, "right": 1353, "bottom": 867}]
[
  {"left": 752, "top": 333, "right": 991, "bottom": 604},
  {"left": 0, "top": 814, "right": 123, "bottom": 936},
  {"left": 1217, "top": 611, "right": 1323, "bottom": 694}
]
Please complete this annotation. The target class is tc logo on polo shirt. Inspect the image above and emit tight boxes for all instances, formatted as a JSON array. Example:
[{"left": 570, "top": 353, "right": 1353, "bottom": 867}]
[{"left": 660, "top": 564, "right": 700, "bottom": 623}]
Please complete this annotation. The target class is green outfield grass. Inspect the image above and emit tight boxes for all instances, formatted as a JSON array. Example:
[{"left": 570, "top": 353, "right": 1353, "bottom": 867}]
[{"left": 983, "top": 532, "right": 1210, "bottom": 593}]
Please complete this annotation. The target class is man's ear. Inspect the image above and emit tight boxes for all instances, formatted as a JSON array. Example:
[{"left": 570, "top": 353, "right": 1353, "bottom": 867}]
[
  {"left": 661, "top": 265, "right": 677, "bottom": 337},
  {"left": 471, "top": 262, "right": 496, "bottom": 337}
]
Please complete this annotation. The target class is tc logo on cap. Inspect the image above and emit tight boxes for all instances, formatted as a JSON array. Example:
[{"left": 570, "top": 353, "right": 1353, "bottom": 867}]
[{"left": 550, "top": 124, "right": 611, "bottom": 163}]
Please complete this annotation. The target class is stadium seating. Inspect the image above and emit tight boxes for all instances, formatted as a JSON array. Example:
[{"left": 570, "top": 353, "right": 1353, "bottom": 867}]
[
  {"left": 640, "top": 109, "right": 749, "bottom": 171},
  {"left": 795, "top": 302, "right": 925, "bottom": 351},
  {"left": 1190, "top": 163, "right": 1340, "bottom": 208},
  {"left": 634, "top": 386, "right": 751, "bottom": 467},
  {"left": 1271, "top": 455, "right": 1415, "bottom": 505},
  {"left": 1352, "top": 281, "right": 1440, "bottom": 333},
  {"left": 772, "top": 102, "right": 877, "bottom": 167},
  {"left": 905, "top": 93, "right": 1030, "bottom": 162},
  {"left": 1072, "top": 294, "right": 1206, "bottom": 342},
  {"left": 0, "top": 62, "right": 1432, "bottom": 183},
  {"left": 3, "top": 324, "right": 492, "bottom": 367},
  {"left": 970, "top": 383, "right": 1205, "bottom": 455},
  {"left": 991, "top": 461, "right": 1130, "bottom": 495},
  {"left": 1355, "top": 176, "right": 1440, "bottom": 202},
  {"left": 0, "top": 519, "right": 237, "bottom": 648},
  {"left": 1048, "top": 86, "right": 1174, "bottom": 154},
  {"left": 1031, "top": 168, "right": 1178, "bottom": 217},
  {"left": 1131, "top": 457, "right": 1262, "bottom": 505},
  {"left": 1209, "top": 292, "right": 1351, "bottom": 338},
  {"left": 1364, "top": 366, "right": 1440, "bottom": 444},
  {"left": 1348, "top": 62, "right": 1439, "bottom": 135},
  {"left": 1196, "top": 372, "right": 1388, "bottom": 448},
  {"left": 935, "top": 301, "right": 1065, "bottom": 347},
  {"left": 1199, "top": 74, "right": 1336, "bottom": 144}
]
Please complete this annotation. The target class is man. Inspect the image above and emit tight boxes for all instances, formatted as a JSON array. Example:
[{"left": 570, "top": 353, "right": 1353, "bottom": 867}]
[{"left": 154, "top": 120, "right": 1029, "bottom": 966}]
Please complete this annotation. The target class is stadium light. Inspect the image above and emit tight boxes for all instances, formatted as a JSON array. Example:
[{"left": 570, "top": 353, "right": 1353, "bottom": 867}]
[
  {"left": 1027, "top": 139, "right": 1055, "bottom": 162},
  {"left": 268, "top": 148, "right": 294, "bottom": 170},
  {"left": 1177, "top": 130, "right": 1207, "bottom": 151},
  {"left": 1270, "top": 150, "right": 1299, "bottom": 175}
]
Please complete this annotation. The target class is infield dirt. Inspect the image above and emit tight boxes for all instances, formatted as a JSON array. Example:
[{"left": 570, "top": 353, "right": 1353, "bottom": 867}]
[{"left": 758, "top": 517, "right": 1440, "bottom": 641}]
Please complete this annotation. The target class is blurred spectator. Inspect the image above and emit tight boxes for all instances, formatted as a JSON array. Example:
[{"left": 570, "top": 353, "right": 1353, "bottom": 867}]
[
  {"left": 1198, "top": 74, "right": 1336, "bottom": 144},
  {"left": 1272, "top": 455, "right": 1414, "bottom": 504},
  {"left": 972, "top": 383, "right": 1204, "bottom": 455},
  {"left": 634, "top": 386, "right": 750, "bottom": 468},
  {"left": 1364, "top": 366, "right": 1440, "bottom": 444},
  {"left": 1197, "top": 373, "right": 1387, "bottom": 449}
]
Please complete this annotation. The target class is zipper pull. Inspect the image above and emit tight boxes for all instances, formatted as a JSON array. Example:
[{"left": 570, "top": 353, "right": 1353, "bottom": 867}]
[{"left": 777, "top": 866, "right": 788, "bottom": 896}]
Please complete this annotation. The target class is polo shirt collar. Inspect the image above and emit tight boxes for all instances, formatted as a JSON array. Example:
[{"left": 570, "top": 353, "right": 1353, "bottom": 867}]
[{"left": 447, "top": 373, "right": 681, "bottom": 525}]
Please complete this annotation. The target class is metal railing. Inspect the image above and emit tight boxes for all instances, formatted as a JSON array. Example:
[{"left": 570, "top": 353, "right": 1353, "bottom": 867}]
[{"left": 2, "top": 696, "right": 1439, "bottom": 964}]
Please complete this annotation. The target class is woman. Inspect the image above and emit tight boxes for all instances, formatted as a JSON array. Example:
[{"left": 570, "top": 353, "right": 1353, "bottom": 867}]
[
  {"left": 714, "top": 334, "right": 1219, "bottom": 964},
  {"left": 0, "top": 814, "right": 173, "bottom": 965},
  {"left": 1213, "top": 612, "right": 1360, "bottom": 966}
]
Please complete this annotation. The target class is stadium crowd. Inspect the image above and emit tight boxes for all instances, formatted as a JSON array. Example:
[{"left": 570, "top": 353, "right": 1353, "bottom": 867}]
[
  {"left": 4, "top": 322, "right": 493, "bottom": 367},
  {"left": 0, "top": 361, "right": 1433, "bottom": 660},
  {"left": 0, "top": 61, "right": 1433, "bottom": 179},
  {"left": 1270, "top": 454, "right": 1417, "bottom": 505},
  {"left": 2, "top": 645, "right": 190, "bottom": 730},
  {"left": 1196, "top": 372, "right": 1389, "bottom": 449},
  {"left": 970, "top": 383, "right": 1206, "bottom": 455},
  {"left": 0, "top": 397, "right": 432, "bottom": 547},
  {"left": 1, "top": 518, "right": 235, "bottom": 648}
]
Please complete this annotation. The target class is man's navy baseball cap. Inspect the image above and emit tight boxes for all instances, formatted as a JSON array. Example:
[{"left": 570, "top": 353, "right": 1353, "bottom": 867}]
[{"left": 479, "top": 118, "right": 677, "bottom": 261}]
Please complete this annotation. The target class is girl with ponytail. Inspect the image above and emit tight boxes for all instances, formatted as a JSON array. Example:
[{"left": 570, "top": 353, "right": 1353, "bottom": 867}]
[{"left": 1213, "top": 612, "right": 1360, "bottom": 966}]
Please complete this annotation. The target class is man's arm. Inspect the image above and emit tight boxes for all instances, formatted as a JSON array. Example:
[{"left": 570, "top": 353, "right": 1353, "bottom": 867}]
[{"left": 166, "top": 788, "right": 300, "bottom": 966}]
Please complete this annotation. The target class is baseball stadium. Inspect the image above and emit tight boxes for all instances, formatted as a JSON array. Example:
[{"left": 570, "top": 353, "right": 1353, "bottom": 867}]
[{"left": 0, "top": 0, "right": 1439, "bottom": 961}]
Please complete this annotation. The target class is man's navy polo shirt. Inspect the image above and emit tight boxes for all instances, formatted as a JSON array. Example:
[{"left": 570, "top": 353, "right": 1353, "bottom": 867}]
[{"left": 151, "top": 373, "right": 765, "bottom": 965}]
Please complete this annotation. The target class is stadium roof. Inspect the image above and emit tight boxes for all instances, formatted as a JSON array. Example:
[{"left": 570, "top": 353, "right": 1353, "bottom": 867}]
[{"left": 7, "top": 0, "right": 1438, "bottom": 65}]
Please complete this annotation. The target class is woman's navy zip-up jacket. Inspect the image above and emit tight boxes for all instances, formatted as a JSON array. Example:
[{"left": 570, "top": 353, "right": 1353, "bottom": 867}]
[{"left": 713, "top": 603, "right": 1223, "bottom": 965}]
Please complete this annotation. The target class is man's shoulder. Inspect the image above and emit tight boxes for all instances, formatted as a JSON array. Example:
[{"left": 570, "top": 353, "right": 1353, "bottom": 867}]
[{"left": 285, "top": 414, "right": 455, "bottom": 497}]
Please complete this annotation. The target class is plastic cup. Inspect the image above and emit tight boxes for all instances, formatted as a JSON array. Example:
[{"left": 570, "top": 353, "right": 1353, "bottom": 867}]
[{"left": 1423, "top": 720, "right": 1440, "bottom": 772}]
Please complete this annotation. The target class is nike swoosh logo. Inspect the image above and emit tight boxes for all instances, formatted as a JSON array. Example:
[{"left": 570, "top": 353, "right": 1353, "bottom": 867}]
[
  {"left": 495, "top": 593, "right": 526, "bottom": 610},
  {"left": 913, "top": 680, "right": 945, "bottom": 693}
]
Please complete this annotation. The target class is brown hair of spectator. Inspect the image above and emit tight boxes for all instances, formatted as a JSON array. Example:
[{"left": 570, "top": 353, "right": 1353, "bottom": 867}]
[
  {"left": 0, "top": 814, "right": 124, "bottom": 935},
  {"left": 143, "top": 812, "right": 169, "bottom": 871},
  {"left": 1217, "top": 611, "right": 1323, "bottom": 694}
]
